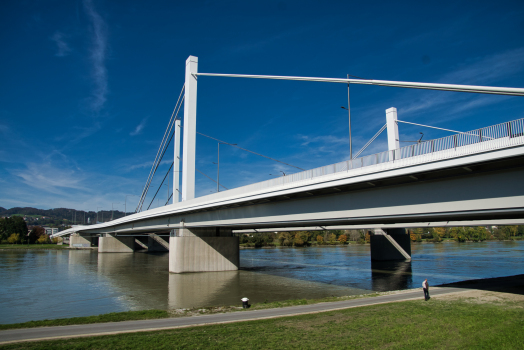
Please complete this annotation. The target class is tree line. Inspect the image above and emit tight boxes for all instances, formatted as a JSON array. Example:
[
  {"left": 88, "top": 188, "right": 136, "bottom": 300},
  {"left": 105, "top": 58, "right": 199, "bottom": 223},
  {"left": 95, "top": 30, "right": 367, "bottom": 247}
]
[
  {"left": 408, "top": 226, "right": 524, "bottom": 242},
  {"left": 0, "top": 217, "right": 59, "bottom": 244},
  {"left": 240, "top": 226, "right": 524, "bottom": 247}
]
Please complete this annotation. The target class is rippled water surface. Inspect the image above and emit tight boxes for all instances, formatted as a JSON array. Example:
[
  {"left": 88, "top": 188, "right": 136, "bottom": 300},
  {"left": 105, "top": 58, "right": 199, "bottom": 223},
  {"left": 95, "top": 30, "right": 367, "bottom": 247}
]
[{"left": 0, "top": 241, "right": 523, "bottom": 324}]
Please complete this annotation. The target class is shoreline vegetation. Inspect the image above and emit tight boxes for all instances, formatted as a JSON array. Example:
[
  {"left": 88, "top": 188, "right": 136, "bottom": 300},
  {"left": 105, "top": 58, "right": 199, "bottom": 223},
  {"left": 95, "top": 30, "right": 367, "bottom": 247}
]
[
  {"left": 239, "top": 226, "right": 524, "bottom": 248},
  {"left": 1, "top": 276, "right": 522, "bottom": 349}
]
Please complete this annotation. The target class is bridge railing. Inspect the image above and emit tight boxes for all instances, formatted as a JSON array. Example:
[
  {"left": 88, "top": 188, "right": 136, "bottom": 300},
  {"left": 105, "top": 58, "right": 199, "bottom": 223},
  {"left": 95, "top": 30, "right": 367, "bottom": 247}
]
[{"left": 212, "top": 118, "right": 524, "bottom": 199}]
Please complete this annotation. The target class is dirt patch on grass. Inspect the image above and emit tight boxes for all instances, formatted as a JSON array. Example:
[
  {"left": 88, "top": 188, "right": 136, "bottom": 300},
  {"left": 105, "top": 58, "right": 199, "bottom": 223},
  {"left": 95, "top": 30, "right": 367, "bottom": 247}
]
[{"left": 433, "top": 289, "right": 524, "bottom": 305}]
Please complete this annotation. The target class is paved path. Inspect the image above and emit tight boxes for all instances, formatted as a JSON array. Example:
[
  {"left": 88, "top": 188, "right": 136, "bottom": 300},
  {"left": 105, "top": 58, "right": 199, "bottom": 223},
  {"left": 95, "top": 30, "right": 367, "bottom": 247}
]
[{"left": 0, "top": 287, "right": 468, "bottom": 345}]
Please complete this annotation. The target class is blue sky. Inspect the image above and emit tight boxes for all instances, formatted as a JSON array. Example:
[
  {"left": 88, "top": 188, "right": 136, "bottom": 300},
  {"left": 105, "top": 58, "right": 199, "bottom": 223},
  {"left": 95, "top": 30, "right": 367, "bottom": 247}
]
[{"left": 1, "top": 0, "right": 523, "bottom": 212}]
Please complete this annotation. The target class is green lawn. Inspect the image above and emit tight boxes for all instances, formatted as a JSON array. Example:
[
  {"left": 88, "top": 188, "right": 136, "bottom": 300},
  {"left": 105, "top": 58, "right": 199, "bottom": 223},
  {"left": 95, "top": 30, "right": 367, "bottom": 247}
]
[{"left": 1, "top": 298, "right": 522, "bottom": 349}]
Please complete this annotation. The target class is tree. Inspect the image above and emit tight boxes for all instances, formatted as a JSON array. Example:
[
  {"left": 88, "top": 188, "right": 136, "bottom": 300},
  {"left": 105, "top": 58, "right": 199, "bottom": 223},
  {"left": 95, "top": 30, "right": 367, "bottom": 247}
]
[
  {"left": 503, "top": 226, "right": 518, "bottom": 239},
  {"left": 316, "top": 235, "right": 324, "bottom": 245},
  {"left": 278, "top": 232, "right": 293, "bottom": 246},
  {"left": 337, "top": 234, "right": 347, "bottom": 244},
  {"left": 1, "top": 217, "right": 28, "bottom": 243},
  {"left": 7, "top": 233, "right": 20, "bottom": 244},
  {"left": 294, "top": 233, "right": 305, "bottom": 247},
  {"left": 450, "top": 227, "right": 466, "bottom": 242},
  {"left": 434, "top": 227, "right": 446, "bottom": 239},
  {"left": 328, "top": 233, "right": 337, "bottom": 245},
  {"left": 29, "top": 226, "right": 46, "bottom": 244},
  {"left": 37, "top": 234, "right": 49, "bottom": 244}
]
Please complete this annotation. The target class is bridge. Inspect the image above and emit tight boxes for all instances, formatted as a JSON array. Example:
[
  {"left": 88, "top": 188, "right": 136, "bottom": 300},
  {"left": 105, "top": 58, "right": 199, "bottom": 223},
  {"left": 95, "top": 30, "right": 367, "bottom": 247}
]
[{"left": 54, "top": 56, "right": 524, "bottom": 273}]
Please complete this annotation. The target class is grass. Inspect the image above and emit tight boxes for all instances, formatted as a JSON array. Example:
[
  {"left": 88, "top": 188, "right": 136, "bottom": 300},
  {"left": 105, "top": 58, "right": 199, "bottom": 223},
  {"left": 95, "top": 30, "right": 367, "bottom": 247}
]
[
  {"left": 0, "top": 293, "right": 383, "bottom": 330},
  {"left": 1, "top": 298, "right": 522, "bottom": 349},
  {"left": 0, "top": 310, "right": 169, "bottom": 331},
  {"left": 0, "top": 244, "right": 70, "bottom": 250}
]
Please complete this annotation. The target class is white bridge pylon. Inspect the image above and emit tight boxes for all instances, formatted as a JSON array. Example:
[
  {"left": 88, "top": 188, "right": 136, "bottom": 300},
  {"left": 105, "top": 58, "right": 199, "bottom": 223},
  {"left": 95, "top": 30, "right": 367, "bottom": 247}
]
[{"left": 180, "top": 56, "right": 524, "bottom": 201}]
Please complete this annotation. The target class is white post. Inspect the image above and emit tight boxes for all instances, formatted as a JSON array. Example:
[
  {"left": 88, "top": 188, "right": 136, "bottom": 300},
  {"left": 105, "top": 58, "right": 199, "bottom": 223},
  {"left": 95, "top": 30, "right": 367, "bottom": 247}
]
[
  {"left": 173, "top": 119, "right": 181, "bottom": 203},
  {"left": 182, "top": 56, "right": 198, "bottom": 201},
  {"left": 386, "top": 107, "right": 400, "bottom": 151}
]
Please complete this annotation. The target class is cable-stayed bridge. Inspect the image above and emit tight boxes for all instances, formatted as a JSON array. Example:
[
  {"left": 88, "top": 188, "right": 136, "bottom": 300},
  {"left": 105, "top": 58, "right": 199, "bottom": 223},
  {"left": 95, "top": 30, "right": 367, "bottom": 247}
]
[{"left": 54, "top": 56, "right": 524, "bottom": 273}]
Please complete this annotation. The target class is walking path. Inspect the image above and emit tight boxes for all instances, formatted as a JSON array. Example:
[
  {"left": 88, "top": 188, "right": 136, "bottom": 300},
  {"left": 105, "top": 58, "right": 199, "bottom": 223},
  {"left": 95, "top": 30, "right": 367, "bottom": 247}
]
[{"left": 0, "top": 286, "right": 469, "bottom": 345}]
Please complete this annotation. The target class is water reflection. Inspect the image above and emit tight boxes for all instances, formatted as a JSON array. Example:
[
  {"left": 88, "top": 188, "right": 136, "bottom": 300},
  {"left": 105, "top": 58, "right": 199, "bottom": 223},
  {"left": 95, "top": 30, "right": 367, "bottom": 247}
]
[
  {"left": 371, "top": 261, "right": 413, "bottom": 291},
  {"left": 167, "top": 270, "right": 364, "bottom": 309},
  {"left": 168, "top": 271, "right": 239, "bottom": 308}
]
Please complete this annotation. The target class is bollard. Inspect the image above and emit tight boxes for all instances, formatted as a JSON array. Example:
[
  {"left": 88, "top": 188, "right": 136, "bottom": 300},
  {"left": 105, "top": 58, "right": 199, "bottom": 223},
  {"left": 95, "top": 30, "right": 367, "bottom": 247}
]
[{"left": 241, "top": 297, "right": 250, "bottom": 309}]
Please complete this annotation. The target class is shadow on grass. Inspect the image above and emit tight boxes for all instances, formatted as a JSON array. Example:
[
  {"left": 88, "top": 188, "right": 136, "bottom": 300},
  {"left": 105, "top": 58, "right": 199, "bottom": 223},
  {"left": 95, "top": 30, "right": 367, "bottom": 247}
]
[{"left": 437, "top": 274, "right": 524, "bottom": 295}]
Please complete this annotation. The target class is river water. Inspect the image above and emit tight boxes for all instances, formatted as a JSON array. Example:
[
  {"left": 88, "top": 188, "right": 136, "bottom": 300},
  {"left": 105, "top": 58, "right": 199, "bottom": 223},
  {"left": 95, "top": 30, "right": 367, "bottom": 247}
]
[{"left": 0, "top": 241, "right": 523, "bottom": 324}]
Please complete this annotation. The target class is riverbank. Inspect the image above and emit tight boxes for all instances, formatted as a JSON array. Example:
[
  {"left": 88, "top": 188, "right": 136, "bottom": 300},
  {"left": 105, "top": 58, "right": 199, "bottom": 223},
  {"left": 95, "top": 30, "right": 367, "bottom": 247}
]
[
  {"left": 0, "top": 244, "right": 71, "bottom": 250},
  {"left": 2, "top": 274, "right": 522, "bottom": 331},
  {"left": 0, "top": 275, "right": 522, "bottom": 348}
]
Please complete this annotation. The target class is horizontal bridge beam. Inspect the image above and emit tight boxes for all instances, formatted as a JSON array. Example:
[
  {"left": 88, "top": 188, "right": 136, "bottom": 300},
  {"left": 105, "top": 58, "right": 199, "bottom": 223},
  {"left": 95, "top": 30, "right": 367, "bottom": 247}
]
[{"left": 195, "top": 73, "right": 524, "bottom": 96}]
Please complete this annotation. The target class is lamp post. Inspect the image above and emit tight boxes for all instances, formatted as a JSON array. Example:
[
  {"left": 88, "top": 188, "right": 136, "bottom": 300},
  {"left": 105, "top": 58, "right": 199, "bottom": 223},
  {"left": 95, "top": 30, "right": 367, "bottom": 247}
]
[
  {"left": 341, "top": 74, "right": 352, "bottom": 159},
  {"left": 216, "top": 142, "right": 237, "bottom": 192},
  {"left": 163, "top": 184, "right": 168, "bottom": 205},
  {"left": 97, "top": 207, "right": 103, "bottom": 224},
  {"left": 269, "top": 171, "right": 286, "bottom": 176},
  {"left": 124, "top": 195, "right": 136, "bottom": 216},
  {"left": 111, "top": 203, "right": 120, "bottom": 221}
]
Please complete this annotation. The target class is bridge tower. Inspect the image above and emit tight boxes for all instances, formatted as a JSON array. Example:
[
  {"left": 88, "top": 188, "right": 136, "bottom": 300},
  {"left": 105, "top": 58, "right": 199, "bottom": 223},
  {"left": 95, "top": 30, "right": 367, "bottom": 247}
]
[
  {"left": 169, "top": 56, "right": 239, "bottom": 273},
  {"left": 182, "top": 55, "right": 198, "bottom": 201}
]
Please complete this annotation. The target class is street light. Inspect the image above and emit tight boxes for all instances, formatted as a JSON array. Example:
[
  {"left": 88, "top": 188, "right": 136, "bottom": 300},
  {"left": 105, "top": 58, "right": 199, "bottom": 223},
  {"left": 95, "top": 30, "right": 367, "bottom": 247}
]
[
  {"left": 269, "top": 171, "right": 286, "bottom": 176},
  {"left": 111, "top": 203, "right": 120, "bottom": 221},
  {"left": 341, "top": 74, "right": 352, "bottom": 159},
  {"left": 216, "top": 142, "right": 237, "bottom": 192},
  {"left": 124, "top": 195, "right": 136, "bottom": 216},
  {"left": 163, "top": 184, "right": 168, "bottom": 205},
  {"left": 97, "top": 207, "right": 103, "bottom": 224}
]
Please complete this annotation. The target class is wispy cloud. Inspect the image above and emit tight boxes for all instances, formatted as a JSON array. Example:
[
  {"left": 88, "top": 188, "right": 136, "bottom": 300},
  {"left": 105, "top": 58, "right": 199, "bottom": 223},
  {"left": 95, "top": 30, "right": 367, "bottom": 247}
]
[
  {"left": 50, "top": 31, "right": 71, "bottom": 57},
  {"left": 399, "top": 48, "right": 524, "bottom": 119},
  {"left": 128, "top": 160, "right": 171, "bottom": 171},
  {"left": 83, "top": 0, "right": 108, "bottom": 114},
  {"left": 13, "top": 163, "right": 86, "bottom": 194},
  {"left": 439, "top": 48, "right": 524, "bottom": 85},
  {"left": 130, "top": 118, "right": 147, "bottom": 136}
]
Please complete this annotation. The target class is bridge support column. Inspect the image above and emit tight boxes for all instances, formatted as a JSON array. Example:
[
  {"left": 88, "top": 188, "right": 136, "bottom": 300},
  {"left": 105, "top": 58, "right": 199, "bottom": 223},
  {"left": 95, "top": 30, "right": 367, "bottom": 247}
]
[
  {"left": 169, "top": 227, "right": 239, "bottom": 273},
  {"left": 386, "top": 107, "right": 400, "bottom": 161},
  {"left": 99, "top": 234, "right": 135, "bottom": 253},
  {"left": 148, "top": 234, "right": 169, "bottom": 252},
  {"left": 69, "top": 233, "right": 92, "bottom": 248},
  {"left": 370, "top": 228, "right": 411, "bottom": 261}
]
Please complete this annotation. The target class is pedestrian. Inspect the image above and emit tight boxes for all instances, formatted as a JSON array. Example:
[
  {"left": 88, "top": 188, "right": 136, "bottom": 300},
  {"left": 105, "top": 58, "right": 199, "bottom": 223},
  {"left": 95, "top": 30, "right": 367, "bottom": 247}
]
[{"left": 422, "top": 278, "right": 430, "bottom": 301}]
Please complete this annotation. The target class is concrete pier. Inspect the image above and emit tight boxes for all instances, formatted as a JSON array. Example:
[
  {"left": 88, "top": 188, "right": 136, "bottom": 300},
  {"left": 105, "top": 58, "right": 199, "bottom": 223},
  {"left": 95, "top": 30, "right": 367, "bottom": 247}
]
[
  {"left": 98, "top": 234, "right": 135, "bottom": 253},
  {"left": 69, "top": 233, "right": 92, "bottom": 248},
  {"left": 169, "top": 227, "right": 239, "bottom": 273},
  {"left": 370, "top": 228, "right": 411, "bottom": 261}
]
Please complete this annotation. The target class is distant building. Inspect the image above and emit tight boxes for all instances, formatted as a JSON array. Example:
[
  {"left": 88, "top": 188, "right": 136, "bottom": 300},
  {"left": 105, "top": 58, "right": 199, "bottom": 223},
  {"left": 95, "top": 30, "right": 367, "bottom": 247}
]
[{"left": 43, "top": 227, "right": 58, "bottom": 236}]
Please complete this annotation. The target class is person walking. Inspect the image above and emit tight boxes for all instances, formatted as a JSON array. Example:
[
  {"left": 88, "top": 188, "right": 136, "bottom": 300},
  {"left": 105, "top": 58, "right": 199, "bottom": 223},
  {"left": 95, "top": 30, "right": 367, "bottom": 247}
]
[{"left": 422, "top": 279, "right": 430, "bottom": 301}]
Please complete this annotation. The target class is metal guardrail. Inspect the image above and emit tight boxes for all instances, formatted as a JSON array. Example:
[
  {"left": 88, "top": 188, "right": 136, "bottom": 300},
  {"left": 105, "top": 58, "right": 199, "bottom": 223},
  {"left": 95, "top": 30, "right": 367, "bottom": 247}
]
[{"left": 212, "top": 118, "right": 524, "bottom": 198}]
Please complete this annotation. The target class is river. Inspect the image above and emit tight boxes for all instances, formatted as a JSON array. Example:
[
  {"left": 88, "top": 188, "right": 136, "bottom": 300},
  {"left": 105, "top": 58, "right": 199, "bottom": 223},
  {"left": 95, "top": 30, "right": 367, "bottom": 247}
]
[{"left": 0, "top": 241, "right": 523, "bottom": 324}]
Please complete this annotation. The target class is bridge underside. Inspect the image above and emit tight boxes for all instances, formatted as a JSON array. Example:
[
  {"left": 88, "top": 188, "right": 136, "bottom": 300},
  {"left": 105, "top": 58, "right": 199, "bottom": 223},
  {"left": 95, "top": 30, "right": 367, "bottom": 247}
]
[{"left": 67, "top": 152, "right": 524, "bottom": 272}]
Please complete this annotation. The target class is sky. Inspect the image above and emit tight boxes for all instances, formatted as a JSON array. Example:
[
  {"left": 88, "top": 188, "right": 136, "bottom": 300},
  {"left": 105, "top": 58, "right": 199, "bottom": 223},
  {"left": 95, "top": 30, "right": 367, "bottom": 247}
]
[{"left": 1, "top": 0, "right": 524, "bottom": 213}]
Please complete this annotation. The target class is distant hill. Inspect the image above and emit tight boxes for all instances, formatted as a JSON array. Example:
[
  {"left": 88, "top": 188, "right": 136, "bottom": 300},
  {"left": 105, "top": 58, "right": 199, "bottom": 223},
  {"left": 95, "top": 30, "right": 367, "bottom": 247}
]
[{"left": 0, "top": 207, "right": 131, "bottom": 226}]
